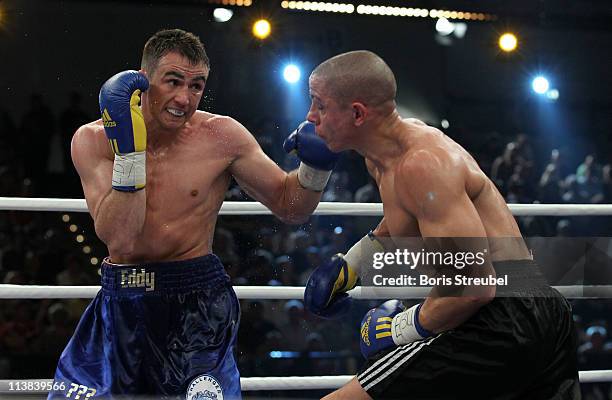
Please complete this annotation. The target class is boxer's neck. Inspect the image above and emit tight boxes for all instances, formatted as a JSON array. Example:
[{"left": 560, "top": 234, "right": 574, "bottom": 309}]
[{"left": 355, "top": 111, "right": 407, "bottom": 170}]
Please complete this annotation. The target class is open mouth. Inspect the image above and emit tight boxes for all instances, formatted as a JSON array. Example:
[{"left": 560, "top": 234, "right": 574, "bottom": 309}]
[{"left": 167, "top": 108, "right": 186, "bottom": 117}]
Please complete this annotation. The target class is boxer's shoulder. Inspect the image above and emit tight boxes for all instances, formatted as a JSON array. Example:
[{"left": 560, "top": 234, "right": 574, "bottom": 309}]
[
  {"left": 400, "top": 137, "right": 467, "bottom": 175},
  {"left": 395, "top": 147, "right": 466, "bottom": 203},
  {"left": 76, "top": 119, "right": 106, "bottom": 136},
  {"left": 189, "top": 111, "right": 257, "bottom": 158},
  {"left": 398, "top": 148, "right": 445, "bottom": 176},
  {"left": 404, "top": 117, "right": 427, "bottom": 126},
  {"left": 72, "top": 120, "right": 113, "bottom": 158},
  {"left": 194, "top": 111, "right": 250, "bottom": 140}
]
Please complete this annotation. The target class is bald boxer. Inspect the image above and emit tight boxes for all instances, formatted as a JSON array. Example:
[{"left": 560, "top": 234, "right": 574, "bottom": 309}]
[
  {"left": 48, "top": 29, "right": 338, "bottom": 399},
  {"left": 303, "top": 51, "right": 580, "bottom": 399}
]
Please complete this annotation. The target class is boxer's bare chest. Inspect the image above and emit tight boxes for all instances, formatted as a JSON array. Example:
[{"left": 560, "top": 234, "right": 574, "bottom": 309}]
[
  {"left": 147, "top": 149, "right": 215, "bottom": 205},
  {"left": 143, "top": 136, "right": 232, "bottom": 225},
  {"left": 118, "top": 136, "right": 234, "bottom": 260},
  {"left": 376, "top": 168, "right": 421, "bottom": 238}
]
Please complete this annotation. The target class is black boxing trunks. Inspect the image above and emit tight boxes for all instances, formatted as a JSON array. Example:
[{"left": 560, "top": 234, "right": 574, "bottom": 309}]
[{"left": 357, "top": 259, "right": 580, "bottom": 400}]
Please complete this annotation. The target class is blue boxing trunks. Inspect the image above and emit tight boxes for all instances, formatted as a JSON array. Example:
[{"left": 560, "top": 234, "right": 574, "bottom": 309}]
[{"left": 48, "top": 254, "right": 241, "bottom": 399}]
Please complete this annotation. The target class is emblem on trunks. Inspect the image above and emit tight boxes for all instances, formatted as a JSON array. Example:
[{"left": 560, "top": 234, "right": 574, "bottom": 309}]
[
  {"left": 120, "top": 268, "right": 155, "bottom": 292},
  {"left": 186, "top": 374, "right": 224, "bottom": 400}
]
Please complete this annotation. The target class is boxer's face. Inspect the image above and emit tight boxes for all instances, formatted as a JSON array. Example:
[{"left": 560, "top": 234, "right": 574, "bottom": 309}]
[
  {"left": 307, "top": 75, "right": 353, "bottom": 152},
  {"left": 144, "top": 51, "right": 209, "bottom": 131}
]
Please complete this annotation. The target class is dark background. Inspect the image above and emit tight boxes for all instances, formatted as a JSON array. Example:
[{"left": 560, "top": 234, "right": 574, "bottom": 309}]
[{"left": 1, "top": 0, "right": 611, "bottom": 163}]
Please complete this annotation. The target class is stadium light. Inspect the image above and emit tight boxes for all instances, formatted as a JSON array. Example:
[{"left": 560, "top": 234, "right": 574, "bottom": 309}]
[
  {"left": 283, "top": 64, "right": 301, "bottom": 84},
  {"left": 499, "top": 33, "right": 518, "bottom": 52},
  {"left": 252, "top": 19, "right": 271, "bottom": 39},
  {"left": 532, "top": 76, "right": 550, "bottom": 95},
  {"left": 435, "top": 18, "right": 454, "bottom": 36},
  {"left": 213, "top": 8, "right": 233, "bottom": 22},
  {"left": 546, "top": 89, "right": 560, "bottom": 101}
]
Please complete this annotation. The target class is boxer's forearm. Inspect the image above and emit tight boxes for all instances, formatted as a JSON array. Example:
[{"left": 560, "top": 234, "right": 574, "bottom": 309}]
[
  {"left": 419, "top": 295, "right": 493, "bottom": 333},
  {"left": 278, "top": 170, "right": 323, "bottom": 224},
  {"left": 94, "top": 189, "right": 146, "bottom": 256},
  {"left": 418, "top": 243, "right": 496, "bottom": 333}
]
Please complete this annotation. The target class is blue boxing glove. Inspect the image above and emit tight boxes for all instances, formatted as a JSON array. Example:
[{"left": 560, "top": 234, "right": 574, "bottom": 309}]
[
  {"left": 304, "top": 232, "right": 384, "bottom": 319},
  {"left": 283, "top": 121, "right": 340, "bottom": 191},
  {"left": 360, "top": 300, "right": 433, "bottom": 360},
  {"left": 99, "top": 70, "right": 149, "bottom": 191},
  {"left": 304, "top": 254, "right": 358, "bottom": 319}
]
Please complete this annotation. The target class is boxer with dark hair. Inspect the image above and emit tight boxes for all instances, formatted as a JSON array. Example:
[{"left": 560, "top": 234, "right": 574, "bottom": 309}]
[{"left": 48, "top": 28, "right": 338, "bottom": 399}]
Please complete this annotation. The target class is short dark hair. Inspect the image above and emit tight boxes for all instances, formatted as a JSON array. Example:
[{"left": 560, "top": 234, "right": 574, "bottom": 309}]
[
  {"left": 141, "top": 29, "right": 209, "bottom": 76},
  {"left": 311, "top": 50, "right": 396, "bottom": 107}
]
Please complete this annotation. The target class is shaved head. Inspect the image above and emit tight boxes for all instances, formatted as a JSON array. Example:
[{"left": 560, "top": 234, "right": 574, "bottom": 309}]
[{"left": 311, "top": 50, "right": 396, "bottom": 108}]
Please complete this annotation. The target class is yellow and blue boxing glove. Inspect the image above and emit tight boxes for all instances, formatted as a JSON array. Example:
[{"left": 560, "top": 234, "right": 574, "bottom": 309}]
[
  {"left": 99, "top": 70, "right": 149, "bottom": 191},
  {"left": 304, "top": 232, "right": 383, "bottom": 319},
  {"left": 360, "top": 300, "right": 433, "bottom": 359}
]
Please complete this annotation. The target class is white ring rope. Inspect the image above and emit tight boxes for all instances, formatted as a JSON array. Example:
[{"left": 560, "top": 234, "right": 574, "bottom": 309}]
[
  {"left": 1, "top": 197, "right": 612, "bottom": 216},
  {"left": 1, "top": 284, "right": 611, "bottom": 300},
  {"left": 0, "top": 370, "right": 610, "bottom": 393},
  {"left": 0, "top": 200, "right": 610, "bottom": 392}
]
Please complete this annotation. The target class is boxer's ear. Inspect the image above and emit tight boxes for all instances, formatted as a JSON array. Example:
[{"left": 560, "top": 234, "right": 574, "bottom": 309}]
[{"left": 352, "top": 102, "right": 367, "bottom": 126}]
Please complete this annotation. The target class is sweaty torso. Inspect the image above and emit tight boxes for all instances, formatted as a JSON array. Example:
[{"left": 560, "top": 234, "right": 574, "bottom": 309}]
[
  {"left": 368, "top": 119, "right": 530, "bottom": 261},
  {"left": 94, "top": 111, "right": 236, "bottom": 263}
]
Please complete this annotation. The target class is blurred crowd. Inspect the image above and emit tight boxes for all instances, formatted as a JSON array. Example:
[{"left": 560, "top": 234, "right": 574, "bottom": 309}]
[{"left": 1, "top": 94, "right": 611, "bottom": 398}]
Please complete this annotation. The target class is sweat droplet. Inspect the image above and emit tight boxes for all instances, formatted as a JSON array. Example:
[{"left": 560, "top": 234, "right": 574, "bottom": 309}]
[{"left": 427, "top": 192, "right": 435, "bottom": 201}]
